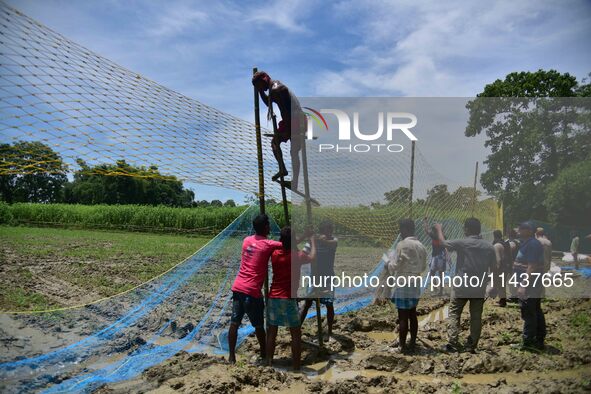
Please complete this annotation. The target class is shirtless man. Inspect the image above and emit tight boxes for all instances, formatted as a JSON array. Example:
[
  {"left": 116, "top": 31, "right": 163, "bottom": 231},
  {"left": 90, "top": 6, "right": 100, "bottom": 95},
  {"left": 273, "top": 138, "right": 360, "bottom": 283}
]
[{"left": 252, "top": 71, "right": 306, "bottom": 190}]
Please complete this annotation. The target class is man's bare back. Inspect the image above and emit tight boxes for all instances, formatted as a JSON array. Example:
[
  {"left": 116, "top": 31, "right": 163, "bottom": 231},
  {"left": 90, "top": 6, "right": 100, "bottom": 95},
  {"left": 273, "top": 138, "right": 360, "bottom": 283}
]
[{"left": 252, "top": 71, "right": 305, "bottom": 190}]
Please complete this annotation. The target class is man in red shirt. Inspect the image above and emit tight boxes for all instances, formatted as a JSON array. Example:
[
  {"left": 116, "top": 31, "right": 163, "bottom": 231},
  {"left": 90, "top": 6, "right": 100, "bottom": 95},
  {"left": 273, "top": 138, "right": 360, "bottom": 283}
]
[
  {"left": 227, "top": 214, "right": 282, "bottom": 364},
  {"left": 266, "top": 226, "right": 316, "bottom": 370}
]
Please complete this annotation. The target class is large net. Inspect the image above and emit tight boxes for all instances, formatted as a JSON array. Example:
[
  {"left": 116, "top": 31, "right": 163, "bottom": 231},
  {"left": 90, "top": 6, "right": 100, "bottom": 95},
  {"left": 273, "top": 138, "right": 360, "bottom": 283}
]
[
  {"left": 0, "top": 2, "right": 282, "bottom": 196},
  {"left": 0, "top": 3, "right": 503, "bottom": 393}
]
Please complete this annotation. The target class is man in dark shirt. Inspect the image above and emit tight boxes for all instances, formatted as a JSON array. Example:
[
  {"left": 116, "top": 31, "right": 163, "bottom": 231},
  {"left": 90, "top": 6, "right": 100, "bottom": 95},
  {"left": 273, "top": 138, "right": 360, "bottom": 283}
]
[
  {"left": 435, "top": 218, "right": 496, "bottom": 352},
  {"left": 513, "top": 221, "right": 546, "bottom": 351},
  {"left": 299, "top": 219, "right": 338, "bottom": 340}
]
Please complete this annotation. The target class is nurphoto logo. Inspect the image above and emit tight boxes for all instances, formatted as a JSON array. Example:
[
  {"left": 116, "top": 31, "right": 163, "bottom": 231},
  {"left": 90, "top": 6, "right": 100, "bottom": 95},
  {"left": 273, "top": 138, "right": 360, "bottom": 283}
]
[{"left": 305, "top": 108, "right": 418, "bottom": 153}]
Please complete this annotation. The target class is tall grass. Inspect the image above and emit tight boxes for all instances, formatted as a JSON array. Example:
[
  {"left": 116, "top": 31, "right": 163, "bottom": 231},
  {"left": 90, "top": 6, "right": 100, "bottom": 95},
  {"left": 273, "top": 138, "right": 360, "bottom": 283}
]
[
  {"left": 0, "top": 199, "right": 497, "bottom": 239},
  {"left": 2, "top": 202, "right": 247, "bottom": 234}
]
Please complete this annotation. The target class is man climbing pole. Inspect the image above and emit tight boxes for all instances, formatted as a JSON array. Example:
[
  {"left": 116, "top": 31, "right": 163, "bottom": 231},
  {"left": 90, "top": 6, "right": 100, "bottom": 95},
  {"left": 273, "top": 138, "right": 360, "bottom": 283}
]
[{"left": 252, "top": 71, "right": 306, "bottom": 191}]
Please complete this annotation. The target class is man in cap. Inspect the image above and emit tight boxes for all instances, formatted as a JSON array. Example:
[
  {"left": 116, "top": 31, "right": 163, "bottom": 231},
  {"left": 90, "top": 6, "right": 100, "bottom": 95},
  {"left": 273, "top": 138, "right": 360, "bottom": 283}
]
[{"left": 513, "top": 221, "right": 546, "bottom": 351}]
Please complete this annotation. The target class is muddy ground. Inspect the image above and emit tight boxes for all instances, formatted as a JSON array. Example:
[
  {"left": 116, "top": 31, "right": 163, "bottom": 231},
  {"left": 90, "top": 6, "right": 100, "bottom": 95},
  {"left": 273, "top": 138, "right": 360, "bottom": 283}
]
[
  {"left": 2, "top": 227, "right": 590, "bottom": 393},
  {"left": 0, "top": 226, "right": 210, "bottom": 312},
  {"left": 97, "top": 296, "right": 591, "bottom": 393}
]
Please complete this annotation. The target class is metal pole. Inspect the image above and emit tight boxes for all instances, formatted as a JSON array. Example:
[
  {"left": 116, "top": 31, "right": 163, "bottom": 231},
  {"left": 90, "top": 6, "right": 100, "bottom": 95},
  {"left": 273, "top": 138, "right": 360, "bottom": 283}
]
[
  {"left": 409, "top": 140, "right": 415, "bottom": 219},
  {"left": 253, "top": 67, "right": 265, "bottom": 215},
  {"left": 300, "top": 130, "right": 323, "bottom": 349},
  {"left": 471, "top": 161, "right": 479, "bottom": 217}
]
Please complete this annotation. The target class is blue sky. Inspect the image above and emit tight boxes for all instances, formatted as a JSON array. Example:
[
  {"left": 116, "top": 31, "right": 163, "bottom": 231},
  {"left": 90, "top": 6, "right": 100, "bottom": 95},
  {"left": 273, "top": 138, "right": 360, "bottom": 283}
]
[{"left": 6, "top": 0, "right": 591, "bottom": 203}]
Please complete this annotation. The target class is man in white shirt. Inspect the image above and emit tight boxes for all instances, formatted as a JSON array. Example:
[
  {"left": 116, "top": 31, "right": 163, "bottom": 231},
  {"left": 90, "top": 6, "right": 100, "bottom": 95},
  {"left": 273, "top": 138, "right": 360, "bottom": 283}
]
[{"left": 387, "top": 219, "right": 427, "bottom": 353}]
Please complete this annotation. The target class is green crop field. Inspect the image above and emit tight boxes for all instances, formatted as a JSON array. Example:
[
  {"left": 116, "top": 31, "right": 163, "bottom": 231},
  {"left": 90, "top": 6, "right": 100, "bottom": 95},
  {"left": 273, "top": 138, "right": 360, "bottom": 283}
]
[
  {"left": 0, "top": 198, "right": 500, "bottom": 312},
  {"left": 0, "top": 202, "right": 250, "bottom": 233},
  {"left": 0, "top": 202, "right": 290, "bottom": 233}
]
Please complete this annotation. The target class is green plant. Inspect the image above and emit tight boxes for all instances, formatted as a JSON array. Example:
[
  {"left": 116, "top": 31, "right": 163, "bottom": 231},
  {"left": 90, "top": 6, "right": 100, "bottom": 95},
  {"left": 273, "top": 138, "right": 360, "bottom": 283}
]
[
  {"left": 569, "top": 312, "right": 590, "bottom": 335},
  {"left": 0, "top": 201, "right": 13, "bottom": 224}
]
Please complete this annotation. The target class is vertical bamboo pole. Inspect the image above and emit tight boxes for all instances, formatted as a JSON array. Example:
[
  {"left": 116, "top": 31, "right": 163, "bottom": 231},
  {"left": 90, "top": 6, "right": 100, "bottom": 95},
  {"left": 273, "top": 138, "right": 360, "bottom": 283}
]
[
  {"left": 280, "top": 183, "right": 290, "bottom": 226},
  {"left": 253, "top": 67, "right": 265, "bottom": 216},
  {"left": 300, "top": 130, "right": 323, "bottom": 349},
  {"left": 253, "top": 67, "right": 269, "bottom": 323},
  {"left": 471, "top": 161, "right": 479, "bottom": 217},
  {"left": 270, "top": 113, "right": 290, "bottom": 226},
  {"left": 409, "top": 140, "right": 416, "bottom": 219}
]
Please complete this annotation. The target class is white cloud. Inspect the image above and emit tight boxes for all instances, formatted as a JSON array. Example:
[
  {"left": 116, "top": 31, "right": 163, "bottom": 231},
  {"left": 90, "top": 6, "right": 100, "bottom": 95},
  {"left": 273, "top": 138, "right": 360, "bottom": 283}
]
[
  {"left": 247, "top": 0, "right": 313, "bottom": 33},
  {"left": 316, "top": 0, "right": 591, "bottom": 97},
  {"left": 146, "top": 5, "right": 208, "bottom": 38}
]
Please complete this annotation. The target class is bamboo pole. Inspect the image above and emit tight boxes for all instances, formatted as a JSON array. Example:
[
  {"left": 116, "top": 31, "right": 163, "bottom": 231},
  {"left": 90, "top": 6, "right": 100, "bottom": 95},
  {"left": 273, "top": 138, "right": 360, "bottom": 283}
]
[
  {"left": 299, "top": 130, "right": 323, "bottom": 349},
  {"left": 253, "top": 67, "right": 269, "bottom": 323},
  {"left": 471, "top": 161, "right": 479, "bottom": 217},
  {"left": 409, "top": 140, "right": 415, "bottom": 219},
  {"left": 270, "top": 111, "right": 290, "bottom": 226},
  {"left": 253, "top": 67, "right": 265, "bottom": 216}
]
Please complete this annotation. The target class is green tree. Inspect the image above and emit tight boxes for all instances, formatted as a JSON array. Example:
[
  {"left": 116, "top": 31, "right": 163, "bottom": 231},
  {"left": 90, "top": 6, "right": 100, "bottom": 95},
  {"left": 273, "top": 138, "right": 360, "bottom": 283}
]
[
  {"left": 0, "top": 141, "right": 68, "bottom": 203},
  {"left": 426, "top": 184, "right": 450, "bottom": 206},
  {"left": 66, "top": 159, "right": 194, "bottom": 207},
  {"left": 450, "top": 186, "right": 481, "bottom": 210},
  {"left": 195, "top": 200, "right": 210, "bottom": 207},
  {"left": 465, "top": 69, "right": 591, "bottom": 223},
  {"left": 384, "top": 187, "right": 411, "bottom": 204},
  {"left": 545, "top": 161, "right": 591, "bottom": 226},
  {"left": 224, "top": 199, "right": 236, "bottom": 207}
]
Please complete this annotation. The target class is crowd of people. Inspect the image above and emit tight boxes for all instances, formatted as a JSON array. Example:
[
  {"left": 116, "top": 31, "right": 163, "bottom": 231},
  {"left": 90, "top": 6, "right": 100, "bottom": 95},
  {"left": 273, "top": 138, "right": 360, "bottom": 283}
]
[
  {"left": 227, "top": 213, "right": 567, "bottom": 370},
  {"left": 388, "top": 219, "right": 556, "bottom": 353}
]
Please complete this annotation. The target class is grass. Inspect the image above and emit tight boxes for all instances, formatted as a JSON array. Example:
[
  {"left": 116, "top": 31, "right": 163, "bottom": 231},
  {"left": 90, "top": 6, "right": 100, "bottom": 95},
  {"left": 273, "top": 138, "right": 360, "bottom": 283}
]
[
  {"left": 569, "top": 311, "right": 590, "bottom": 336},
  {"left": 498, "top": 331, "right": 513, "bottom": 344},
  {"left": 0, "top": 226, "right": 209, "bottom": 262},
  {"left": 3, "top": 288, "right": 52, "bottom": 311},
  {"left": 0, "top": 226, "right": 211, "bottom": 311}
]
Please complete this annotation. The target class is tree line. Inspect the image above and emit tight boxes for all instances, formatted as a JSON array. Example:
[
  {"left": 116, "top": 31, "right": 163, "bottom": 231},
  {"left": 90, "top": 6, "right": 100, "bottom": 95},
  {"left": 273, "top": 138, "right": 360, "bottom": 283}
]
[
  {"left": 377, "top": 70, "right": 590, "bottom": 228},
  {"left": 376, "top": 185, "right": 480, "bottom": 210},
  {"left": 0, "top": 141, "right": 234, "bottom": 208}
]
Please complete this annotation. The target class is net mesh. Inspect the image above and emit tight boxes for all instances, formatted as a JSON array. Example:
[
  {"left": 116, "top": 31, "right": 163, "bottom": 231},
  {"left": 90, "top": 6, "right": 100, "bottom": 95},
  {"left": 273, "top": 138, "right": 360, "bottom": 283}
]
[
  {"left": 0, "top": 2, "right": 282, "bottom": 196},
  {"left": 0, "top": 3, "right": 501, "bottom": 393}
]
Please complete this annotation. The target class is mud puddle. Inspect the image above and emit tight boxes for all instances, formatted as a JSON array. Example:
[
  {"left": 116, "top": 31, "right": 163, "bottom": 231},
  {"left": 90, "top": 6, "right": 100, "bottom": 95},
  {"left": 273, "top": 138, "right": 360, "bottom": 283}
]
[
  {"left": 366, "top": 305, "right": 449, "bottom": 343},
  {"left": 305, "top": 360, "right": 591, "bottom": 385}
]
